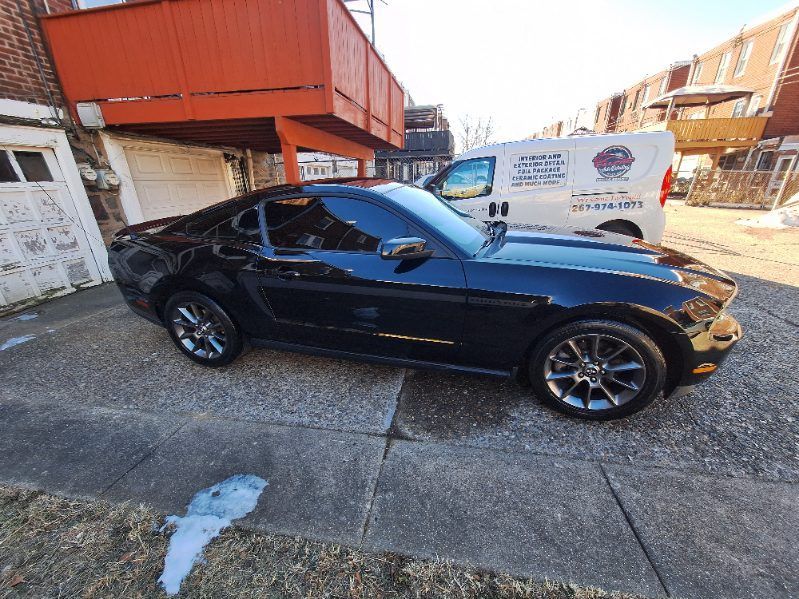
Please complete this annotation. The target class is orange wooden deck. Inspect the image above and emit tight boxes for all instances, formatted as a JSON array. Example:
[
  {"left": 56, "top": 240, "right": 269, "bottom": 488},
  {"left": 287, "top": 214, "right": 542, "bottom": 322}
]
[{"left": 41, "top": 0, "right": 404, "bottom": 173}]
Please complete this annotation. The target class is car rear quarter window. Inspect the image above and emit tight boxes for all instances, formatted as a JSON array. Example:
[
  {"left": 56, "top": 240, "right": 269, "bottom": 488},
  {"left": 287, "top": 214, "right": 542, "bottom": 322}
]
[
  {"left": 185, "top": 202, "right": 262, "bottom": 244},
  {"left": 264, "top": 196, "right": 411, "bottom": 252}
]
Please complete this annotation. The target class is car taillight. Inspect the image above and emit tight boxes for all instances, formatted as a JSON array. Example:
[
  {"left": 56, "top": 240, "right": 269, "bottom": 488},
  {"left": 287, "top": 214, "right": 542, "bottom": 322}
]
[{"left": 659, "top": 166, "right": 672, "bottom": 207}]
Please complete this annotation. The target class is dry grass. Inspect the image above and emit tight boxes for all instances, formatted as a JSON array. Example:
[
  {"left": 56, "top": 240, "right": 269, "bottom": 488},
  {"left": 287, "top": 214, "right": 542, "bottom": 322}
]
[{"left": 0, "top": 486, "right": 645, "bottom": 598}]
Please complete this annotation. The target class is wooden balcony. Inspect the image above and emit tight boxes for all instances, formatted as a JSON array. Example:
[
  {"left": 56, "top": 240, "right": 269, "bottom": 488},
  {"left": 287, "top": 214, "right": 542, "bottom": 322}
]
[
  {"left": 41, "top": 0, "right": 404, "bottom": 172},
  {"left": 639, "top": 117, "right": 768, "bottom": 150}
]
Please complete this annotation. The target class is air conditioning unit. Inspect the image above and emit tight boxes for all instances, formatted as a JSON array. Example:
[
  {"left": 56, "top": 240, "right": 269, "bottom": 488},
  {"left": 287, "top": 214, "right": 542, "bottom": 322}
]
[{"left": 76, "top": 102, "right": 105, "bottom": 129}]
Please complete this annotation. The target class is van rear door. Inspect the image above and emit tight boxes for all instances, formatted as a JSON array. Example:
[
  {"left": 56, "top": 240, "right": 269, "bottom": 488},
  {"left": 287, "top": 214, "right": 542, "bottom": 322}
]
[
  {"left": 567, "top": 132, "right": 673, "bottom": 240},
  {"left": 499, "top": 138, "right": 575, "bottom": 227}
]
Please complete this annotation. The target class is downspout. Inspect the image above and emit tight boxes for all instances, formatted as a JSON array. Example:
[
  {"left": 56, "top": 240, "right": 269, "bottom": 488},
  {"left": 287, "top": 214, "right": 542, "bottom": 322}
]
[{"left": 766, "top": 9, "right": 799, "bottom": 111}]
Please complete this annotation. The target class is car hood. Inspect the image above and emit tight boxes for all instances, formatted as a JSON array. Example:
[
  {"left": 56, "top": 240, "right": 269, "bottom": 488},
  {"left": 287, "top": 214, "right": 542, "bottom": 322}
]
[{"left": 481, "top": 225, "right": 737, "bottom": 304}]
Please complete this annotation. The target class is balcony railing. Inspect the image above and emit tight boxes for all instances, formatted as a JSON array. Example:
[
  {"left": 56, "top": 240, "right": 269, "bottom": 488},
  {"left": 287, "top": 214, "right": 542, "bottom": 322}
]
[
  {"left": 639, "top": 117, "right": 768, "bottom": 148},
  {"left": 41, "top": 0, "right": 404, "bottom": 153}
]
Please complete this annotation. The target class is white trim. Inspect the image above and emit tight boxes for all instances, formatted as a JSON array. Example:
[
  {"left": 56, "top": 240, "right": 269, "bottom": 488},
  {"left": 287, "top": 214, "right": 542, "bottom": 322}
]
[
  {"left": 767, "top": 10, "right": 799, "bottom": 110},
  {"left": 0, "top": 123, "right": 112, "bottom": 281},
  {"left": 0, "top": 99, "right": 63, "bottom": 122}
]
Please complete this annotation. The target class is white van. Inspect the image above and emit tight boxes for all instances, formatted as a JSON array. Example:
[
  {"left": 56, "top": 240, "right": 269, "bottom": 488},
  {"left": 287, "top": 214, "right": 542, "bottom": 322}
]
[{"left": 423, "top": 131, "right": 674, "bottom": 242}]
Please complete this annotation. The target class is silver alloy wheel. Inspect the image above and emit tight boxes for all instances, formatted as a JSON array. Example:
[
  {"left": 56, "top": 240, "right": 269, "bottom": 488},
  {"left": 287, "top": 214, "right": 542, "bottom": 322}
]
[
  {"left": 170, "top": 302, "right": 227, "bottom": 360},
  {"left": 543, "top": 333, "right": 646, "bottom": 411}
]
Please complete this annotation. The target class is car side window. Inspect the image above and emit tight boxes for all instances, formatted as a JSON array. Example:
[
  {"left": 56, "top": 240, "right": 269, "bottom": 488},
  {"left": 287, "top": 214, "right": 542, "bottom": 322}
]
[
  {"left": 185, "top": 201, "right": 263, "bottom": 244},
  {"left": 264, "top": 196, "right": 412, "bottom": 253},
  {"left": 436, "top": 157, "right": 495, "bottom": 200}
]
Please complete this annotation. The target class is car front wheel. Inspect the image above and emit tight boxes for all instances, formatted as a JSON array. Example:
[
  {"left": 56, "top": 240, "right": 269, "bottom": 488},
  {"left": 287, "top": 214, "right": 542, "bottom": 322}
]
[
  {"left": 164, "top": 291, "right": 244, "bottom": 366},
  {"left": 529, "top": 319, "right": 666, "bottom": 420}
]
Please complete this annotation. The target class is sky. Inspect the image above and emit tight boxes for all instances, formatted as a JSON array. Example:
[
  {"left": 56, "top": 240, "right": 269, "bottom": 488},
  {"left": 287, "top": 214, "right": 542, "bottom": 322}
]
[{"left": 348, "top": 0, "right": 795, "bottom": 146}]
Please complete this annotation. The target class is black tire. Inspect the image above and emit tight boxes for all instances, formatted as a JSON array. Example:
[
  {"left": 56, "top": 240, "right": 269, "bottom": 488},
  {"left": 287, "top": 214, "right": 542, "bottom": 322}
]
[
  {"left": 164, "top": 291, "right": 244, "bottom": 367},
  {"left": 596, "top": 220, "right": 640, "bottom": 238},
  {"left": 528, "top": 319, "right": 666, "bottom": 420}
]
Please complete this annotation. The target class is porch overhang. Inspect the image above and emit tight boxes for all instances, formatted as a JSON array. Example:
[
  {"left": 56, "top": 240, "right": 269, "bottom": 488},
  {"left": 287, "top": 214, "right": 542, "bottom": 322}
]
[
  {"left": 40, "top": 0, "right": 405, "bottom": 183},
  {"left": 644, "top": 85, "right": 755, "bottom": 109}
]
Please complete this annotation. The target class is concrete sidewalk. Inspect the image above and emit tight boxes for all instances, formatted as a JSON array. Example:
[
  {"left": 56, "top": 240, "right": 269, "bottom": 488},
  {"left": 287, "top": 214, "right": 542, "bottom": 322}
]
[{"left": 0, "top": 393, "right": 795, "bottom": 599}]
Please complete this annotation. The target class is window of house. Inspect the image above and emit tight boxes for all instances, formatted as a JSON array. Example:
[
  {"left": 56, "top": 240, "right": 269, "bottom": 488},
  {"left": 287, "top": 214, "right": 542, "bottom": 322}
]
[
  {"left": 264, "top": 196, "right": 412, "bottom": 253},
  {"left": 757, "top": 151, "right": 774, "bottom": 171},
  {"left": 436, "top": 157, "right": 496, "bottom": 200},
  {"left": 641, "top": 84, "right": 650, "bottom": 108},
  {"left": 13, "top": 151, "right": 53, "bottom": 182},
  {"left": 770, "top": 23, "right": 790, "bottom": 64},
  {"left": 594, "top": 105, "right": 601, "bottom": 125},
  {"left": 0, "top": 152, "right": 19, "bottom": 183},
  {"left": 732, "top": 99, "right": 746, "bottom": 118},
  {"left": 631, "top": 89, "right": 640, "bottom": 111},
  {"left": 619, "top": 95, "right": 627, "bottom": 115},
  {"left": 658, "top": 76, "right": 668, "bottom": 96},
  {"left": 715, "top": 52, "right": 732, "bottom": 83},
  {"left": 691, "top": 62, "right": 704, "bottom": 84},
  {"left": 734, "top": 41, "right": 753, "bottom": 77},
  {"left": 747, "top": 95, "right": 762, "bottom": 116}
]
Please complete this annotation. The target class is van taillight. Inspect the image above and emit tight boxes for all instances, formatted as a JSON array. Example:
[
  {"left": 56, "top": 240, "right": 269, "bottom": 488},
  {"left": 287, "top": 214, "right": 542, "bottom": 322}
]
[{"left": 659, "top": 166, "right": 672, "bottom": 207}]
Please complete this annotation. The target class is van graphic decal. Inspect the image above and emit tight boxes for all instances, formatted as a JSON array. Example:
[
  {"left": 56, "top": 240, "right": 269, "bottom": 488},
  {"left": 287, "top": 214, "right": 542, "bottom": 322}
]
[{"left": 592, "top": 146, "right": 635, "bottom": 181}]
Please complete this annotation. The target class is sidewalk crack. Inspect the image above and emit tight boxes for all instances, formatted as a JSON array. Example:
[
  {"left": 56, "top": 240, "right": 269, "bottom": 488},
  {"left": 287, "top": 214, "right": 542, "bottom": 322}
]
[
  {"left": 98, "top": 419, "right": 189, "bottom": 497},
  {"left": 358, "top": 369, "right": 407, "bottom": 546},
  {"left": 599, "top": 463, "right": 671, "bottom": 597}
]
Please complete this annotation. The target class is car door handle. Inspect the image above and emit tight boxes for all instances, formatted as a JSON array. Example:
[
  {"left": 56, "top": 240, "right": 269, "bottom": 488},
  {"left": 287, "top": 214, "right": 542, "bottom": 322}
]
[{"left": 276, "top": 269, "right": 300, "bottom": 281}]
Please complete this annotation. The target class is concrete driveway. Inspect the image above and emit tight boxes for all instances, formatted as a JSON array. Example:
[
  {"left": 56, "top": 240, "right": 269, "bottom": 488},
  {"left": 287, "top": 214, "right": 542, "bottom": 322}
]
[{"left": 1, "top": 202, "right": 797, "bottom": 598}]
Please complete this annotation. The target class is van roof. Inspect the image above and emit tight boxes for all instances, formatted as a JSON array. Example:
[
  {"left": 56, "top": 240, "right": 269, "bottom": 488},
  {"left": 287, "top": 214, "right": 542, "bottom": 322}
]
[{"left": 461, "top": 130, "right": 673, "bottom": 156}]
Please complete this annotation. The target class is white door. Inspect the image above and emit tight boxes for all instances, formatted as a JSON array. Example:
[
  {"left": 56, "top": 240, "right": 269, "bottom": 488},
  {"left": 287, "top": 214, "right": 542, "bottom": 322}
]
[
  {"left": 499, "top": 139, "right": 575, "bottom": 227},
  {"left": 0, "top": 146, "right": 102, "bottom": 313},
  {"left": 123, "top": 143, "right": 232, "bottom": 221},
  {"left": 767, "top": 156, "right": 795, "bottom": 198},
  {"left": 436, "top": 153, "right": 503, "bottom": 220}
]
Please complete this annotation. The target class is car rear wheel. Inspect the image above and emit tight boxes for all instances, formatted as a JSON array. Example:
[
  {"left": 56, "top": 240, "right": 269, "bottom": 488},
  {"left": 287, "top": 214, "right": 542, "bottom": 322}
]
[
  {"left": 529, "top": 320, "right": 666, "bottom": 420},
  {"left": 596, "top": 220, "right": 640, "bottom": 237},
  {"left": 164, "top": 291, "right": 244, "bottom": 366}
]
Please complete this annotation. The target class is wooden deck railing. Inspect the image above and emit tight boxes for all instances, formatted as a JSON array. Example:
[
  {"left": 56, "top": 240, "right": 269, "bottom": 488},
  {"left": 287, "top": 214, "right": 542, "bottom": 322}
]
[
  {"left": 639, "top": 117, "right": 768, "bottom": 147},
  {"left": 41, "top": 0, "right": 403, "bottom": 149}
]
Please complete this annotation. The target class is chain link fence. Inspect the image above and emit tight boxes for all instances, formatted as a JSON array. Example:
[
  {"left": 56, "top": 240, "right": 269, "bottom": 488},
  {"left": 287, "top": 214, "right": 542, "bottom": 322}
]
[
  {"left": 685, "top": 169, "right": 799, "bottom": 208},
  {"left": 373, "top": 156, "right": 452, "bottom": 184}
]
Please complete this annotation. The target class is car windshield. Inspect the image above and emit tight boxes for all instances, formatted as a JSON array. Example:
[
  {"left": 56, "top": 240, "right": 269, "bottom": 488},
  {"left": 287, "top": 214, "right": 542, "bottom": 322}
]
[{"left": 383, "top": 185, "right": 490, "bottom": 255}]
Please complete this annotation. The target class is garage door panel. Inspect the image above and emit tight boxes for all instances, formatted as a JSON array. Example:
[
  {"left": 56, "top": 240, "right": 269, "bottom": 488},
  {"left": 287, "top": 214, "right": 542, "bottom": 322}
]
[
  {"left": 131, "top": 152, "right": 168, "bottom": 176},
  {"left": 0, "top": 145, "right": 102, "bottom": 314}
]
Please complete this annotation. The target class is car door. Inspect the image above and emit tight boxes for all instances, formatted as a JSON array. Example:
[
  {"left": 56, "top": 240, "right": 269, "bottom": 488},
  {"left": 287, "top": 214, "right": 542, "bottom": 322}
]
[
  {"left": 430, "top": 155, "right": 501, "bottom": 220},
  {"left": 257, "top": 193, "right": 468, "bottom": 362},
  {"left": 499, "top": 138, "right": 575, "bottom": 228}
]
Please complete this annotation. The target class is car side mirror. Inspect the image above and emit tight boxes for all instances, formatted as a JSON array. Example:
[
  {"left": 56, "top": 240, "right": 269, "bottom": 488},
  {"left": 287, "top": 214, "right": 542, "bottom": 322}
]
[{"left": 381, "top": 236, "right": 433, "bottom": 260}]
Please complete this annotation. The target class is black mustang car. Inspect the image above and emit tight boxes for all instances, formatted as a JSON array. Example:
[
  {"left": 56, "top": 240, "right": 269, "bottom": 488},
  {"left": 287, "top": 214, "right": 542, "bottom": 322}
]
[{"left": 109, "top": 179, "right": 741, "bottom": 420}]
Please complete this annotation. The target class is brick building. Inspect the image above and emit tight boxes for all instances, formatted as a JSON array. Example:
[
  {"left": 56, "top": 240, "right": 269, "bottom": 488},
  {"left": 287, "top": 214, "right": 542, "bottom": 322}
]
[
  {"left": 604, "top": 62, "right": 691, "bottom": 132},
  {"left": 578, "top": 4, "right": 799, "bottom": 201},
  {"left": 0, "top": 0, "right": 113, "bottom": 313}
]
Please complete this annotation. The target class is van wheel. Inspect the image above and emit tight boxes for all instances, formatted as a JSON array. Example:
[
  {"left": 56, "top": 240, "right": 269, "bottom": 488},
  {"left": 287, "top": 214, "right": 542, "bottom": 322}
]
[
  {"left": 528, "top": 319, "right": 666, "bottom": 420},
  {"left": 597, "top": 220, "right": 641, "bottom": 238},
  {"left": 164, "top": 291, "right": 244, "bottom": 367}
]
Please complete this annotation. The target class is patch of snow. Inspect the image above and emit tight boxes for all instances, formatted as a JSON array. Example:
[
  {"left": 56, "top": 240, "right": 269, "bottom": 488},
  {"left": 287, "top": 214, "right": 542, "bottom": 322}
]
[
  {"left": 0, "top": 335, "right": 36, "bottom": 351},
  {"left": 158, "top": 474, "right": 268, "bottom": 595},
  {"left": 736, "top": 204, "right": 799, "bottom": 229},
  {"left": 15, "top": 313, "right": 38, "bottom": 321}
]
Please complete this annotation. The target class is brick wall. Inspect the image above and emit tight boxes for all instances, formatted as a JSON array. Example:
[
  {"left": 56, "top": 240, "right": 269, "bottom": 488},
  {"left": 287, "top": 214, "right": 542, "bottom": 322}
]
[
  {"left": 611, "top": 63, "right": 690, "bottom": 132},
  {"left": 682, "top": 8, "right": 798, "bottom": 135},
  {"left": 594, "top": 95, "right": 622, "bottom": 133},
  {"left": 0, "top": 0, "right": 73, "bottom": 107}
]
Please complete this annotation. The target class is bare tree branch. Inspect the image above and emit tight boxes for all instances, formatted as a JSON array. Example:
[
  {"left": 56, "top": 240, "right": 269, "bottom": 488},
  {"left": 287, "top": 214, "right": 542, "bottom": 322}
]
[{"left": 457, "top": 114, "right": 495, "bottom": 152}]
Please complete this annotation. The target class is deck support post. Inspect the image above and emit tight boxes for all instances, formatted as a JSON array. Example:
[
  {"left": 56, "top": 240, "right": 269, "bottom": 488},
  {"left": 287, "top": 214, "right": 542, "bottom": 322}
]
[
  {"left": 275, "top": 116, "right": 375, "bottom": 185},
  {"left": 280, "top": 142, "right": 300, "bottom": 185}
]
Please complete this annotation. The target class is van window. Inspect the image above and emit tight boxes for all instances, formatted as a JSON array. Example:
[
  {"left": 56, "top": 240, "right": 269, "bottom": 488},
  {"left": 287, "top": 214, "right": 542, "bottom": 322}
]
[{"left": 435, "top": 158, "right": 495, "bottom": 200}]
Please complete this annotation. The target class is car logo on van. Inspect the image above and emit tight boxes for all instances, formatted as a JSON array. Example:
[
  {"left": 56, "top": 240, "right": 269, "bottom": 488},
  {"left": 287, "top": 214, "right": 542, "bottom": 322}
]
[{"left": 593, "top": 145, "right": 635, "bottom": 180}]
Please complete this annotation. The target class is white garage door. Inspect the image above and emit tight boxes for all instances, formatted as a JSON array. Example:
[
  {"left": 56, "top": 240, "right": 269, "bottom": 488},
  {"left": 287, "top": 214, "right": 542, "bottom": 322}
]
[
  {"left": 124, "top": 143, "right": 232, "bottom": 221},
  {"left": 0, "top": 145, "right": 102, "bottom": 313}
]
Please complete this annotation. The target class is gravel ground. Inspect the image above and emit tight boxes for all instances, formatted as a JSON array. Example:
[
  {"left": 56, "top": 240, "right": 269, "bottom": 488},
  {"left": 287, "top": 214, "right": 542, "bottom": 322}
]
[
  {"left": 2, "top": 202, "right": 796, "bottom": 483},
  {"left": 394, "top": 203, "right": 799, "bottom": 481}
]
